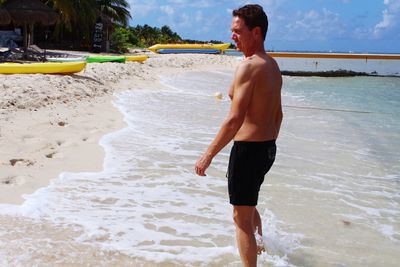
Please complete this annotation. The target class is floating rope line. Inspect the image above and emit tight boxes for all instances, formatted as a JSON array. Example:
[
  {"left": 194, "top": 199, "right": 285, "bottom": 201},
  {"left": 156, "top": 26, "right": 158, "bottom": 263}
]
[{"left": 283, "top": 105, "right": 391, "bottom": 114}]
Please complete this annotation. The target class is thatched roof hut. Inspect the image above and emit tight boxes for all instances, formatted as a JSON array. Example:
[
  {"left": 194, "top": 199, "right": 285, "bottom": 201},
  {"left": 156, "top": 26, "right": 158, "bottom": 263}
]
[
  {"left": 2, "top": 0, "right": 58, "bottom": 26},
  {"left": 2, "top": 0, "right": 58, "bottom": 52},
  {"left": 0, "top": 9, "right": 11, "bottom": 25}
]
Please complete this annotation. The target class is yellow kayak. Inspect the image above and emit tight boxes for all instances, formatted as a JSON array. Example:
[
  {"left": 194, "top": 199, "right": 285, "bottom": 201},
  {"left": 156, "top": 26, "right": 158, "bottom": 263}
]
[
  {"left": 0, "top": 61, "right": 87, "bottom": 74},
  {"left": 148, "top": 43, "right": 230, "bottom": 53},
  {"left": 125, "top": 55, "right": 149, "bottom": 62}
]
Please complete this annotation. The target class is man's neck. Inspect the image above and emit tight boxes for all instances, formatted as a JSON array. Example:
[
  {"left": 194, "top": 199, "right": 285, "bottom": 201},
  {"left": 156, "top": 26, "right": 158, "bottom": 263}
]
[{"left": 243, "top": 46, "right": 266, "bottom": 58}]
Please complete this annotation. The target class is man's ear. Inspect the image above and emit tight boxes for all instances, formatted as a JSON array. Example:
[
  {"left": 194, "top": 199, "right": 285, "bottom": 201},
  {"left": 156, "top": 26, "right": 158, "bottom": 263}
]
[{"left": 252, "top": 26, "right": 262, "bottom": 39}]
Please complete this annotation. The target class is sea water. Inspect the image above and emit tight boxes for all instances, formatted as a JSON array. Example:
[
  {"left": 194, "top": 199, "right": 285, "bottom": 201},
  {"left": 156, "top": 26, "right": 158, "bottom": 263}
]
[
  {"left": 0, "top": 68, "right": 399, "bottom": 266},
  {"left": 226, "top": 50, "right": 400, "bottom": 76}
]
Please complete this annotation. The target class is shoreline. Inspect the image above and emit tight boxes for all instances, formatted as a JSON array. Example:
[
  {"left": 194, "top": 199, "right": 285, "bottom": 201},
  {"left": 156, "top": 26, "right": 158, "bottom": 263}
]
[
  {"left": 0, "top": 53, "right": 239, "bottom": 205},
  {"left": 0, "top": 96, "right": 124, "bottom": 204}
]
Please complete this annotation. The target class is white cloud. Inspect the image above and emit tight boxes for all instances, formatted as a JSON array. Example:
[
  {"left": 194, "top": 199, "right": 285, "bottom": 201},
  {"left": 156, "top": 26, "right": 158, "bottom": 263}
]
[
  {"left": 282, "top": 8, "right": 344, "bottom": 41},
  {"left": 160, "top": 5, "right": 175, "bottom": 15},
  {"left": 127, "top": 0, "right": 158, "bottom": 18},
  {"left": 374, "top": 0, "right": 400, "bottom": 37},
  {"left": 176, "top": 13, "right": 191, "bottom": 28},
  {"left": 166, "top": 0, "right": 213, "bottom": 8},
  {"left": 195, "top": 10, "right": 203, "bottom": 22},
  {"left": 167, "top": 0, "right": 188, "bottom": 4}
]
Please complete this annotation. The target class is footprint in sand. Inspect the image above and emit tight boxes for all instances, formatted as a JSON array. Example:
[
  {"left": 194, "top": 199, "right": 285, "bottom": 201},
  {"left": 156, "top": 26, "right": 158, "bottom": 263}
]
[
  {"left": 45, "top": 151, "right": 64, "bottom": 159},
  {"left": 56, "top": 140, "right": 64, "bottom": 146},
  {"left": 9, "top": 159, "right": 35, "bottom": 166},
  {"left": 56, "top": 140, "right": 74, "bottom": 148},
  {"left": 1, "top": 175, "right": 30, "bottom": 186},
  {"left": 45, "top": 152, "right": 56, "bottom": 158}
]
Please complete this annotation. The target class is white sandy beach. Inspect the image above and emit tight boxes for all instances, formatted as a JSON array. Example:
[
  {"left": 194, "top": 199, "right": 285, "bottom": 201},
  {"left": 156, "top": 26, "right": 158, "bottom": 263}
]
[{"left": 0, "top": 53, "right": 239, "bottom": 204}]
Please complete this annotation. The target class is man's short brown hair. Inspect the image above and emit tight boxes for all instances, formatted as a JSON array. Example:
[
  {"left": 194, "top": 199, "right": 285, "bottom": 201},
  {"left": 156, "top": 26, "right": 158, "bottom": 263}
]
[{"left": 232, "top": 4, "right": 269, "bottom": 40}]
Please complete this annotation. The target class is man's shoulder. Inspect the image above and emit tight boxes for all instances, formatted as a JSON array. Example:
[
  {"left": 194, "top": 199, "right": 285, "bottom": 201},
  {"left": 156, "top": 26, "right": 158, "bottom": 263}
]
[
  {"left": 236, "top": 56, "right": 259, "bottom": 76},
  {"left": 255, "top": 53, "right": 280, "bottom": 74},
  {"left": 239, "top": 56, "right": 253, "bottom": 67},
  {"left": 241, "top": 53, "right": 272, "bottom": 66},
  {"left": 237, "top": 55, "right": 267, "bottom": 74},
  {"left": 236, "top": 58, "right": 253, "bottom": 76}
]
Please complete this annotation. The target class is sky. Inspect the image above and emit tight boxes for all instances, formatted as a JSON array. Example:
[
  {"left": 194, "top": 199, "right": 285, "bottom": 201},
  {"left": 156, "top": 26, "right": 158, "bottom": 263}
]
[{"left": 126, "top": 0, "right": 400, "bottom": 53}]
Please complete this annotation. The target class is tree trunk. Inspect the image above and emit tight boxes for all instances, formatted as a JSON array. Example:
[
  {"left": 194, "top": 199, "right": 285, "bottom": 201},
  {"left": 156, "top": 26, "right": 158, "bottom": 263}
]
[{"left": 23, "top": 23, "right": 28, "bottom": 50}]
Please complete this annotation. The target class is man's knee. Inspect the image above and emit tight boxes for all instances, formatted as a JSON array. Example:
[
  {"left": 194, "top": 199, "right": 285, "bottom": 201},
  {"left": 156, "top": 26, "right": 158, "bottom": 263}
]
[{"left": 233, "top": 206, "right": 255, "bottom": 232}]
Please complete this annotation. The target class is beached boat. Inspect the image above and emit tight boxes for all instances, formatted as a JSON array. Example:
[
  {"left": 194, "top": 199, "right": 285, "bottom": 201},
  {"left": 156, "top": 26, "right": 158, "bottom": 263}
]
[
  {"left": 148, "top": 43, "right": 230, "bottom": 54},
  {"left": 47, "top": 55, "right": 148, "bottom": 63},
  {"left": 46, "top": 56, "right": 87, "bottom": 62},
  {"left": 125, "top": 55, "right": 149, "bottom": 62},
  {"left": 157, "top": 49, "right": 221, "bottom": 54},
  {"left": 86, "top": 55, "right": 126, "bottom": 63},
  {"left": 0, "top": 61, "right": 87, "bottom": 74}
]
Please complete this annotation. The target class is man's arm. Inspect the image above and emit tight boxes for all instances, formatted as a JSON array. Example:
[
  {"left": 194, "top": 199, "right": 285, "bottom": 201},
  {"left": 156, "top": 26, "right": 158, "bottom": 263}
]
[
  {"left": 228, "top": 80, "right": 234, "bottom": 100},
  {"left": 275, "top": 97, "right": 283, "bottom": 136},
  {"left": 195, "top": 62, "right": 254, "bottom": 176}
]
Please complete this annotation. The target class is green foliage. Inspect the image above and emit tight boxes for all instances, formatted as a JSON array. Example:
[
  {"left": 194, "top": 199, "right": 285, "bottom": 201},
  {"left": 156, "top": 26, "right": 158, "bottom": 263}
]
[
  {"left": 41, "top": 0, "right": 131, "bottom": 47},
  {"left": 110, "top": 26, "right": 131, "bottom": 53},
  {"left": 130, "top": 24, "right": 182, "bottom": 47},
  {"left": 182, "top": 39, "right": 222, "bottom": 44},
  {"left": 96, "top": 0, "right": 131, "bottom": 26},
  {"left": 107, "top": 23, "right": 228, "bottom": 51},
  {"left": 127, "top": 32, "right": 139, "bottom": 47}
]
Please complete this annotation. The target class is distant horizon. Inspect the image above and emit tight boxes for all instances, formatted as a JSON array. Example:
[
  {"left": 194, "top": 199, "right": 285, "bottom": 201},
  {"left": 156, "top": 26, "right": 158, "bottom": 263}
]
[
  {"left": 127, "top": 0, "right": 400, "bottom": 54},
  {"left": 225, "top": 49, "right": 400, "bottom": 55}
]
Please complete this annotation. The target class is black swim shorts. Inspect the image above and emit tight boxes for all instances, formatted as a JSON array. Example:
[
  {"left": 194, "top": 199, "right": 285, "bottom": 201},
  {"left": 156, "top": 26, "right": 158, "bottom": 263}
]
[{"left": 227, "top": 140, "right": 276, "bottom": 206}]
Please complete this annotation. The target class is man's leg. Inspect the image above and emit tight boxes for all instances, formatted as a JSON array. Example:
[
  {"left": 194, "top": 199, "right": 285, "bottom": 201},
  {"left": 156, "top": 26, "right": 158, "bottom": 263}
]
[
  {"left": 253, "top": 208, "right": 262, "bottom": 235},
  {"left": 253, "top": 208, "right": 265, "bottom": 254},
  {"left": 233, "top": 205, "right": 257, "bottom": 267}
]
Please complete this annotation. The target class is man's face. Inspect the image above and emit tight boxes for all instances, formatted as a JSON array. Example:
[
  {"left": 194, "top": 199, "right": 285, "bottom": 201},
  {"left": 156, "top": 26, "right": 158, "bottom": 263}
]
[{"left": 230, "top": 16, "right": 253, "bottom": 52}]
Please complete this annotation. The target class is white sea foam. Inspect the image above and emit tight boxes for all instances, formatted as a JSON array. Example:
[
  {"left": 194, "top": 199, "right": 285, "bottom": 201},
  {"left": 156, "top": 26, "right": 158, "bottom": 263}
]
[{"left": 0, "top": 70, "right": 302, "bottom": 266}]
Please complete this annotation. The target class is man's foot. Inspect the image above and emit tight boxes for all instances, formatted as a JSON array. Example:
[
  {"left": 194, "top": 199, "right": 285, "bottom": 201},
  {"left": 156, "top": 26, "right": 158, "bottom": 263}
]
[{"left": 255, "top": 232, "right": 265, "bottom": 255}]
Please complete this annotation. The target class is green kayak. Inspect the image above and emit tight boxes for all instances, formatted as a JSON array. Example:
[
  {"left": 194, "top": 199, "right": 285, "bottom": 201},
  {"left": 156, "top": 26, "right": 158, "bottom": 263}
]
[{"left": 86, "top": 55, "right": 126, "bottom": 63}]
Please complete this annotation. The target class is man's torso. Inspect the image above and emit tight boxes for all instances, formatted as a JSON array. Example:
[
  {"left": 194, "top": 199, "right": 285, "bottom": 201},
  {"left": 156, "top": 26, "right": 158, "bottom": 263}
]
[{"left": 230, "top": 53, "right": 283, "bottom": 142}]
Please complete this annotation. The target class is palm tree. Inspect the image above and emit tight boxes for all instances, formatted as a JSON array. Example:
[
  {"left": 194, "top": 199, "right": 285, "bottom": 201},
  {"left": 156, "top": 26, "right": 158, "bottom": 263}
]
[
  {"left": 161, "top": 26, "right": 181, "bottom": 43},
  {"left": 43, "top": 0, "right": 96, "bottom": 30},
  {"left": 45, "top": 0, "right": 130, "bottom": 36},
  {"left": 43, "top": 0, "right": 131, "bottom": 28},
  {"left": 0, "top": 0, "right": 131, "bottom": 50},
  {"left": 96, "top": 0, "right": 131, "bottom": 26},
  {"left": 47, "top": 0, "right": 96, "bottom": 48}
]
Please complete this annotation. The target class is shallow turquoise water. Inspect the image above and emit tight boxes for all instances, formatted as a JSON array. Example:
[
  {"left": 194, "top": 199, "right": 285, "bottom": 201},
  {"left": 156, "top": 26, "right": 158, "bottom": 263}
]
[{"left": 0, "top": 69, "right": 399, "bottom": 266}]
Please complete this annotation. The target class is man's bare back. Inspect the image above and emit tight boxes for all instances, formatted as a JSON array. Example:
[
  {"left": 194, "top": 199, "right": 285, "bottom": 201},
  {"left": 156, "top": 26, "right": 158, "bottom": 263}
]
[{"left": 229, "top": 52, "right": 282, "bottom": 142}]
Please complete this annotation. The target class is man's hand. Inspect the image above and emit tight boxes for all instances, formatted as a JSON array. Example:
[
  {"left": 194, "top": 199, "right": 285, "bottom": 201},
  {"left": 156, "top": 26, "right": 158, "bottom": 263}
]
[{"left": 195, "top": 154, "right": 212, "bottom": 176}]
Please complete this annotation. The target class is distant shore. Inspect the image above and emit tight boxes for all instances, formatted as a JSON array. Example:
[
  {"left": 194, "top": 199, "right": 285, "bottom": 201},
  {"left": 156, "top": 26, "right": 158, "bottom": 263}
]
[
  {"left": 268, "top": 51, "right": 400, "bottom": 60},
  {"left": 224, "top": 49, "right": 400, "bottom": 58},
  {"left": 280, "top": 70, "right": 400, "bottom": 77},
  {"left": 224, "top": 49, "right": 400, "bottom": 77}
]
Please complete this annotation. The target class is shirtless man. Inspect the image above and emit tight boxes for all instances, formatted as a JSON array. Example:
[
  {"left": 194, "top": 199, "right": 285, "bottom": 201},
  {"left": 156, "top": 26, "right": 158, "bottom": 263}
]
[{"left": 195, "top": 4, "right": 282, "bottom": 267}]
